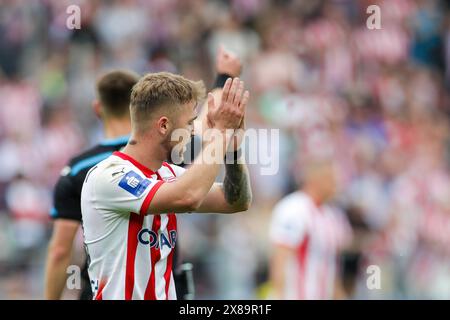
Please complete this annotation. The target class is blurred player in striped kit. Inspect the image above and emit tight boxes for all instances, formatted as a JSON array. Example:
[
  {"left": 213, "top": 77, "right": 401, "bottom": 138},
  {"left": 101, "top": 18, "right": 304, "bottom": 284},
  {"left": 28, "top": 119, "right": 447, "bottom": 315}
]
[{"left": 269, "top": 159, "right": 352, "bottom": 299}]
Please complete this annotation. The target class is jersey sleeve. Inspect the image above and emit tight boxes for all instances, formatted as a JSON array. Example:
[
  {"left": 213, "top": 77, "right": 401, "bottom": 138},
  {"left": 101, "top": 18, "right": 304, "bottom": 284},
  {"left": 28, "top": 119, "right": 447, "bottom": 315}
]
[
  {"left": 51, "top": 169, "right": 82, "bottom": 222},
  {"left": 269, "top": 198, "right": 307, "bottom": 248},
  {"left": 94, "top": 166, "right": 165, "bottom": 215},
  {"left": 168, "top": 164, "right": 186, "bottom": 177}
]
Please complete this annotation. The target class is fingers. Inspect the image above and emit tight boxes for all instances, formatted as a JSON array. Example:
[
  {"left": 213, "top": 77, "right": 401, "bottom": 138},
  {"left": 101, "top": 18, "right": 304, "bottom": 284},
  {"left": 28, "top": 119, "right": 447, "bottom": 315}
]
[
  {"left": 233, "top": 80, "right": 244, "bottom": 105},
  {"left": 222, "top": 77, "right": 233, "bottom": 102},
  {"left": 207, "top": 92, "right": 215, "bottom": 112},
  {"left": 239, "top": 90, "right": 250, "bottom": 111},
  {"left": 226, "top": 77, "right": 240, "bottom": 104}
]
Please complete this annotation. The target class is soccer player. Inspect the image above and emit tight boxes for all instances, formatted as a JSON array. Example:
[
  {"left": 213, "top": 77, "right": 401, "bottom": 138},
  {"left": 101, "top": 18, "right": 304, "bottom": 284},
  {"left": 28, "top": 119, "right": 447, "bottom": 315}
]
[
  {"left": 269, "top": 160, "right": 352, "bottom": 300},
  {"left": 80, "top": 73, "right": 251, "bottom": 300},
  {"left": 45, "top": 70, "right": 139, "bottom": 300},
  {"left": 45, "top": 47, "right": 243, "bottom": 300}
]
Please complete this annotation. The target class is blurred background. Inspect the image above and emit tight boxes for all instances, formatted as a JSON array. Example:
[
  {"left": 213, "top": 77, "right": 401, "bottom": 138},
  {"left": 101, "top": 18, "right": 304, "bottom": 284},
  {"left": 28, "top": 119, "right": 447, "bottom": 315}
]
[{"left": 0, "top": 0, "right": 450, "bottom": 299}]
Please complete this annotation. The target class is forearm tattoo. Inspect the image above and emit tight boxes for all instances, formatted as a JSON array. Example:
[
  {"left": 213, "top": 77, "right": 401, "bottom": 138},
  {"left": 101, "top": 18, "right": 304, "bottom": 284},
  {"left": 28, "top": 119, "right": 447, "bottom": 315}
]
[{"left": 223, "top": 162, "right": 252, "bottom": 209}]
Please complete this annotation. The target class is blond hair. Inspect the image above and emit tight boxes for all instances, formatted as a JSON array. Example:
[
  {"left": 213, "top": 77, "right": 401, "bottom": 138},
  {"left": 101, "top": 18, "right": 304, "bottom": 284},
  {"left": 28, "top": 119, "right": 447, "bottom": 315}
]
[{"left": 130, "top": 72, "right": 205, "bottom": 132}]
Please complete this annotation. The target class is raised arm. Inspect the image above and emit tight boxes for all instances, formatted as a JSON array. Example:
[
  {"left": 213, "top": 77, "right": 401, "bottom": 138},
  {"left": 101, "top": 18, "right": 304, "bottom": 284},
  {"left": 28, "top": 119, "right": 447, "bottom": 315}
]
[
  {"left": 195, "top": 44, "right": 242, "bottom": 137},
  {"left": 147, "top": 77, "right": 250, "bottom": 214},
  {"left": 191, "top": 46, "right": 251, "bottom": 213},
  {"left": 196, "top": 107, "right": 252, "bottom": 213}
]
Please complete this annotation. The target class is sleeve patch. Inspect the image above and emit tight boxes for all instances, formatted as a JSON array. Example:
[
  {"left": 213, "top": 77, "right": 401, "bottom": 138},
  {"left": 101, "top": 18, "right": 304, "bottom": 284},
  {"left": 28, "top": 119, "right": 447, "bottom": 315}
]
[{"left": 118, "top": 171, "right": 151, "bottom": 197}]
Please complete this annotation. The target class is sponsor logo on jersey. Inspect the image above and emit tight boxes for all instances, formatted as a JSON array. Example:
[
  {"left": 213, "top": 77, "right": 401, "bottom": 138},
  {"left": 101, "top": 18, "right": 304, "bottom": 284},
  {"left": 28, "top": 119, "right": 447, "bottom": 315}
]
[
  {"left": 118, "top": 171, "right": 151, "bottom": 197},
  {"left": 138, "top": 229, "right": 177, "bottom": 249}
]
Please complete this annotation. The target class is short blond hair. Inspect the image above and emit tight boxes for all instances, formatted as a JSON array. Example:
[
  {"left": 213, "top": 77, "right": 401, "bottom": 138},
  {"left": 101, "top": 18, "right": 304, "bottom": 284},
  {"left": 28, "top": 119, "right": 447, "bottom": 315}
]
[{"left": 130, "top": 72, "right": 205, "bottom": 132}]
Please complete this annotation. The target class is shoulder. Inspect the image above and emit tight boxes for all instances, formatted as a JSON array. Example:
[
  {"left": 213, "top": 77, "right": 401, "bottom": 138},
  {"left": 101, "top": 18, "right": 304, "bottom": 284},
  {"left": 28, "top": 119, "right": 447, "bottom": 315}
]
[
  {"left": 270, "top": 192, "right": 311, "bottom": 246},
  {"left": 67, "top": 144, "right": 123, "bottom": 178},
  {"left": 272, "top": 191, "right": 312, "bottom": 220},
  {"left": 82, "top": 155, "right": 163, "bottom": 215},
  {"left": 87, "top": 154, "right": 136, "bottom": 184},
  {"left": 87, "top": 154, "right": 160, "bottom": 199},
  {"left": 55, "top": 145, "right": 109, "bottom": 188}
]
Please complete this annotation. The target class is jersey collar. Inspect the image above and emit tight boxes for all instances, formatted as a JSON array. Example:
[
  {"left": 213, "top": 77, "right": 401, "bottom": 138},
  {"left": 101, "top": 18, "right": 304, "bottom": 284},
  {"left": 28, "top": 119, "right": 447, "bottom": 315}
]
[
  {"left": 113, "top": 151, "right": 156, "bottom": 177},
  {"left": 100, "top": 135, "right": 130, "bottom": 147}
]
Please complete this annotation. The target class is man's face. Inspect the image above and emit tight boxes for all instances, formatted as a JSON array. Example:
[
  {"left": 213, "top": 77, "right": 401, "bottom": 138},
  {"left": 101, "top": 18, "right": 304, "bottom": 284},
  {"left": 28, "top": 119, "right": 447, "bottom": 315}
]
[
  {"left": 304, "top": 162, "right": 338, "bottom": 203},
  {"left": 164, "top": 101, "right": 197, "bottom": 163},
  {"left": 318, "top": 164, "right": 337, "bottom": 201}
]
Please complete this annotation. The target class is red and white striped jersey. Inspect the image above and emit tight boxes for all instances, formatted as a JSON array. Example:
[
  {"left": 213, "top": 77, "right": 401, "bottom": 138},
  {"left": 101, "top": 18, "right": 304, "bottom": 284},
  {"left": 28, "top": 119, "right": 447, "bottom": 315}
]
[
  {"left": 269, "top": 191, "right": 351, "bottom": 300},
  {"left": 81, "top": 151, "right": 185, "bottom": 300}
]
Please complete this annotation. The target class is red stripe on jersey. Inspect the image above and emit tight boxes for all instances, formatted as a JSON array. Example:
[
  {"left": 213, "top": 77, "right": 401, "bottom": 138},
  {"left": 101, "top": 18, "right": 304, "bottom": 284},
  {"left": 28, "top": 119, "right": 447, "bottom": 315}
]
[
  {"left": 297, "top": 234, "right": 310, "bottom": 300},
  {"left": 95, "top": 279, "right": 107, "bottom": 300},
  {"left": 125, "top": 213, "right": 144, "bottom": 300},
  {"left": 164, "top": 214, "right": 177, "bottom": 299},
  {"left": 144, "top": 215, "right": 161, "bottom": 300},
  {"left": 162, "top": 162, "right": 176, "bottom": 177},
  {"left": 140, "top": 180, "right": 164, "bottom": 215}
]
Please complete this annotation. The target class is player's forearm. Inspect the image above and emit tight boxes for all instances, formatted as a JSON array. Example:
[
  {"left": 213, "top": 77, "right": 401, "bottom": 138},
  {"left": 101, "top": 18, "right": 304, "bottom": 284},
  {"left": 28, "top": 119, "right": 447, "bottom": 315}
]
[
  {"left": 222, "top": 160, "right": 252, "bottom": 212},
  {"left": 160, "top": 131, "right": 232, "bottom": 212},
  {"left": 187, "top": 131, "right": 231, "bottom": 190},
  {"left": 269, "top": 258, "right": 285, "bottom": 300},
  {"left": 45, "top": 248, "right": 72, "bottom": 299},
  {"left": 270, "top": 245, "right": 294, "bottom": 299}
]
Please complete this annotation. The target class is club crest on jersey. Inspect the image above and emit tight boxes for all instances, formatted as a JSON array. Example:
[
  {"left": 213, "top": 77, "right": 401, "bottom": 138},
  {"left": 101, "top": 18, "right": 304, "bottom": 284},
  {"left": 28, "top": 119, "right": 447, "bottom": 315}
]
[
  {"left": 118, "top": 171, "right": 150, "bottom": 197},
  {"left": 138, "top": 229, "right": 177, "bottom": 249}
]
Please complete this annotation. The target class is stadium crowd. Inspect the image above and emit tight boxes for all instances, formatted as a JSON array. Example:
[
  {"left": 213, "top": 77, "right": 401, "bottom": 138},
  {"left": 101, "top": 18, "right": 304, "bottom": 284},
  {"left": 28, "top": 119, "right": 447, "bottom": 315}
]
[{"left": 0, "top": 0, "right": 449, "bottom": 299}]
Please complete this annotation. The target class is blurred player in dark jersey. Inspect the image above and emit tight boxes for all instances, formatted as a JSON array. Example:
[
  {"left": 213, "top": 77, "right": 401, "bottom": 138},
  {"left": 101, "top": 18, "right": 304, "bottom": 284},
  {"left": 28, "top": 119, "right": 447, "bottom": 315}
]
[
  {"left": 44, "top": 46, "right": 242, "bottom": 300},
  {"left": 45, "top": 70, "right": 139, "bottom": 299}
]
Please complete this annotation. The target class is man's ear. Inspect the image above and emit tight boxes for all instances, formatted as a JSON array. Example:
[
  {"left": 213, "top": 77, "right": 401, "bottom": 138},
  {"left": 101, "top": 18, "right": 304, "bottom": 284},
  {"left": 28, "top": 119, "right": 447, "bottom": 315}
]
[
  {"left": 92, "top": 100, "right": 102, "bottom": 119},
  {"left": 157, "top": 116, "right": 170, "bottom": 135}
]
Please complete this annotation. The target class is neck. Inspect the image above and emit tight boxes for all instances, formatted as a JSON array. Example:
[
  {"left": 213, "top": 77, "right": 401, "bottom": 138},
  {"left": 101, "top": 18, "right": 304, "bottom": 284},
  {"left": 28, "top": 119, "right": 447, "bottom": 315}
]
[
  {"left": 103, "top": 117, "right": 131, "bottom": 139},
  {"left": 303, "top": 186, "right": 324, "bottom": 207},
  {"left": 121, "top": 133, "right": 165, "bottom": 172}
]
